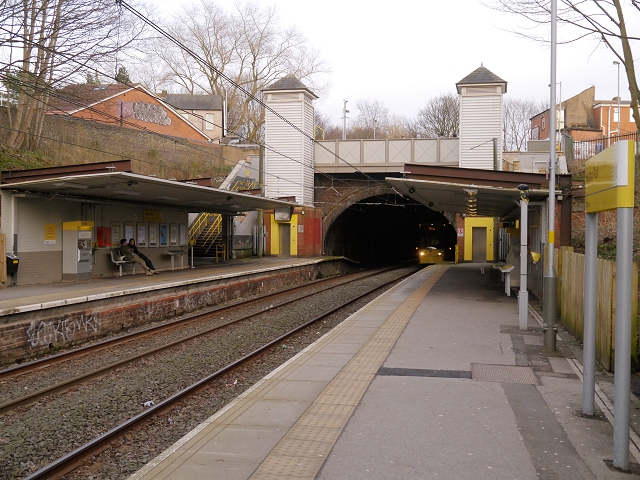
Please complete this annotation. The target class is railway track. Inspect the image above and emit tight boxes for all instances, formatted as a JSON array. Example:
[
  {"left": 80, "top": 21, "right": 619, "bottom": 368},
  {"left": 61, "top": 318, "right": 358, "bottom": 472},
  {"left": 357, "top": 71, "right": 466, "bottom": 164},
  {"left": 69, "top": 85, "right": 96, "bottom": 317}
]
[
  {"left": 1, "top": 265, "right": 418, "bottom": 480},
  {"left": 0, "top": 265, "right": 400, "bottom": 413}
]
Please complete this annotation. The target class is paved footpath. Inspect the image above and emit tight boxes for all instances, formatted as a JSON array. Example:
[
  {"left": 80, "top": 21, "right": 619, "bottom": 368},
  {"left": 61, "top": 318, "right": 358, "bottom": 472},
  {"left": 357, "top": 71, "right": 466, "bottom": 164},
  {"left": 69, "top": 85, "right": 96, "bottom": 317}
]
[{"left": 132, "top": 264, "right": 640, "bottom": 480}]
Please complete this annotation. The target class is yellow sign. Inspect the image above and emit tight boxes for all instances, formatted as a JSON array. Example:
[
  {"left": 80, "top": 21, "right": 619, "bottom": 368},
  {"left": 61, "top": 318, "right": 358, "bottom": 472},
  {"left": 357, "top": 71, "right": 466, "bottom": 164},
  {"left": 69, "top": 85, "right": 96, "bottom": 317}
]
[
  {"left": 62, "top": 221, "right": 94, "bottom": 230},
  {"left": 144, "top": 210, "right": 163, "bottom": 222},
  {"left": 585, "top": 140, "right": 635, "bottom": 213},
  {"left": 44, "top": 223, "right": 56, "bottom": 244}
]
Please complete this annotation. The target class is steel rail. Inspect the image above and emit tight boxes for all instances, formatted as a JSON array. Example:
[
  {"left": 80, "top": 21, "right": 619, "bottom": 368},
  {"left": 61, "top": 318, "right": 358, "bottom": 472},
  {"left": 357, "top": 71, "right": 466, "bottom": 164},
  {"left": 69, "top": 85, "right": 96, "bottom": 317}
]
[
  {"left": 0, "top": 266, "right": 404, "bottom": 414},
  {"left": 1, "top": 266, "right": 398, "bottom": 381},
  {"left": 24, "top": 268, "right": 413, "bottom": 479}
]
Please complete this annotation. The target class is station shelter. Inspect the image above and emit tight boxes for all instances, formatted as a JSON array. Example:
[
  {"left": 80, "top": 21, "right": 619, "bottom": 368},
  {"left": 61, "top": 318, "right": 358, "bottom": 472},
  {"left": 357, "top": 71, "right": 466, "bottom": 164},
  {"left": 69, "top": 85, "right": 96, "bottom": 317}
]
[
  {"left": 387, "top": 164, "right": 573, "bottom": 300},
  {"left": 0, "top": 160, "right": 297, "bottom": 286}
]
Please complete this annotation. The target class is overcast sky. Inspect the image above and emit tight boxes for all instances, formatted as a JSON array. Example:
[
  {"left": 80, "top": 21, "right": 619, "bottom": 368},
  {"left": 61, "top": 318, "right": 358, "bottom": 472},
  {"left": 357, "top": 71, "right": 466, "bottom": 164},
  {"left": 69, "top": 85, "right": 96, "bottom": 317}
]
[{"left": 154, "top": 0, "right": 633, "bottom": 125}]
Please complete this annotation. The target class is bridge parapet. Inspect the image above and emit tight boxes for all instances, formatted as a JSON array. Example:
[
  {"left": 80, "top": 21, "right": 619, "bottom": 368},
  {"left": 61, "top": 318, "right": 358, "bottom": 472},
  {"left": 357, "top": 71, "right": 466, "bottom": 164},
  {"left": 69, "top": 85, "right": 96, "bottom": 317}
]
[{"left": 315, "top": 138, "right": 459, "bottom": 173}]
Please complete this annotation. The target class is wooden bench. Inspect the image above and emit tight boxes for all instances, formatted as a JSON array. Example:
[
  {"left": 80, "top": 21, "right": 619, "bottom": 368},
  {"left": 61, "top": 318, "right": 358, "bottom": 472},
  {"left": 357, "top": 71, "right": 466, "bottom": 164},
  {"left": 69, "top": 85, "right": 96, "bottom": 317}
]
[
  {"left": 110, "top": 249, "right": 137, "bottom": 276},
  {"left": 166, "top": 249, "right": 187, "bottom": 270}
]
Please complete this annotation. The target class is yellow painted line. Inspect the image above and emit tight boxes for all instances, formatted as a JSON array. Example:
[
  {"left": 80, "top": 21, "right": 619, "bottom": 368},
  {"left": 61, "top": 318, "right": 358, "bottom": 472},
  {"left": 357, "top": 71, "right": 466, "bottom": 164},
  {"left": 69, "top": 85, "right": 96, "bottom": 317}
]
[{"left": 249, "top": 265, "right": 449, "bottom": 480}]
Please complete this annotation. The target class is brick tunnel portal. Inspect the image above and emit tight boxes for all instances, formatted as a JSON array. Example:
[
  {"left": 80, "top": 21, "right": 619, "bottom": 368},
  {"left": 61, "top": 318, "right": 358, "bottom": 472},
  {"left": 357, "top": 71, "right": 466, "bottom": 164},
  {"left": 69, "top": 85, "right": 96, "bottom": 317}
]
[{"left": 323, "top": 194, "right": 457, "bottom": 265}]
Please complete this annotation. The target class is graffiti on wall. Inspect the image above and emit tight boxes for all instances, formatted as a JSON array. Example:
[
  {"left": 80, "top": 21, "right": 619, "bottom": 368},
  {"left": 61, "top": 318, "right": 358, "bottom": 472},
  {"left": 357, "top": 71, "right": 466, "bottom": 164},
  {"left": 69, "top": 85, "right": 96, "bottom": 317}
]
[
  {"left": 26, "top": 314, "right": 101, "bottom": 348},
  {"left": 115, "top": 101, "right": 172, "bottom": 126}
]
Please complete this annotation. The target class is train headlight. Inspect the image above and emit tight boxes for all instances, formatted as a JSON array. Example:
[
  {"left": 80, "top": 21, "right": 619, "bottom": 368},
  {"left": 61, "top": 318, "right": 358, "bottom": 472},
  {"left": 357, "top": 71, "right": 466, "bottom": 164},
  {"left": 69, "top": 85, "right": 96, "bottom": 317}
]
[{"left": 438, "top": 252, "right": 442, "bottom": 256}]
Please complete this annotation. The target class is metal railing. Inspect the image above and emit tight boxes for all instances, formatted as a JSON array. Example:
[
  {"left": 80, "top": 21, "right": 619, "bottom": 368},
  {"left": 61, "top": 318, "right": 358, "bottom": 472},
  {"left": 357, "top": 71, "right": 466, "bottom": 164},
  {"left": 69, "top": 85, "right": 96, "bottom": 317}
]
[
  {"left": 197, "top": 215, "right": 222, "bottom": 254},
  {"left": 567, "top": 132, "right": 639, "bottom": 164},
  {"left": 188, "top": 213, "right": 212, "bottom": 245},
  {"left": 187, "top": 179, "right": 256, "bottom": 256}
]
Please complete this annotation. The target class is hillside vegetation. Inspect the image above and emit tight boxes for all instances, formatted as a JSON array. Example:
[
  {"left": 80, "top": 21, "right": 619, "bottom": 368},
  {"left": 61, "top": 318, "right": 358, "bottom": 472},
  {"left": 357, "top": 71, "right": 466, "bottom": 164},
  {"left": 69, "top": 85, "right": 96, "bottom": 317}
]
[{"left": 0, "top": 109, "right": 253, "bottom": 185}]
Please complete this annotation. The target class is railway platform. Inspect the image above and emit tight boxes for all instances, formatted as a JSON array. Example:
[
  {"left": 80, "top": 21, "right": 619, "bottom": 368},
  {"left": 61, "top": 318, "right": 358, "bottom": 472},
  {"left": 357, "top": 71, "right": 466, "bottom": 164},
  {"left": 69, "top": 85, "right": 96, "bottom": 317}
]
[
  {"left": 129, "top": 263, "right": 640, "bottom": 480},
  {"left": 0, "top": 256, "right": 347, "bottom": 365},
  {"left": 0, "top": 256, "right": 330, "bottom": 313}
]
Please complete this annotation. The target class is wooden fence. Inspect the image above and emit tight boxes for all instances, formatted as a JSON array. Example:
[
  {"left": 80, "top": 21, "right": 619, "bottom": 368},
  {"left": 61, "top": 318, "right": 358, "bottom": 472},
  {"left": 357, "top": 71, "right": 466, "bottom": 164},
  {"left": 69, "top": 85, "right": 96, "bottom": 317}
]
[{"left": 556, "top": 246, "right": 638, "bottom": 371}]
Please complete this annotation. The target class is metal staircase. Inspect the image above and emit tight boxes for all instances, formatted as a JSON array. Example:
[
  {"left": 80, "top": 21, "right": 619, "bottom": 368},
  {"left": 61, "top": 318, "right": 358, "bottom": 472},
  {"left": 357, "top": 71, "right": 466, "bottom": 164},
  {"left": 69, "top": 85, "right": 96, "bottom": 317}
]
[{"left": 188, "top": 180, "right": 256, "bottom": 260}]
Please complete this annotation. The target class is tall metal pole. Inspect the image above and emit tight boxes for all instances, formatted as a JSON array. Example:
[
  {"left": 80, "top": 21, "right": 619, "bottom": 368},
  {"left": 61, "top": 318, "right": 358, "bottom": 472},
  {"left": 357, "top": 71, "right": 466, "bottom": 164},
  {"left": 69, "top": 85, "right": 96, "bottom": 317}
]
[
  {"left": 257, "top": 145, "right": 264, "bottom": 258},
  {"left": 582, "top": 212, "right": 597, "bottom": 415},
  {"left": 613, "top": 206, "right": 633, "bottom": 470},
  {"left": 614, "top": 61, "right": 621, "bottom": 136},
  {"left": 342, "top": 100, "right": 348, "bottom": 140},
  {"left": 518, "top": 186, "right": 529, "bottom": 330},
  {"left": 544, "top": 0, "right": 558, "bottom": 351},
  {"left": 558, "top": 82, "right": 564, "bottom": 131}
]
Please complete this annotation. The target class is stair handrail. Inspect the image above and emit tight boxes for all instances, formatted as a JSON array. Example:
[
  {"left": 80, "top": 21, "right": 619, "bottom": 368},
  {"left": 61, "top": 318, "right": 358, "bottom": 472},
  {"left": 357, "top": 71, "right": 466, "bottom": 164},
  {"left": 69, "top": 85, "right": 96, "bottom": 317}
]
[
  {"left": 190, "top": 178, "right": 258, "bottom": 255},
  {"left": 188, "top": 212, "right": 213, "bottom": 245}
]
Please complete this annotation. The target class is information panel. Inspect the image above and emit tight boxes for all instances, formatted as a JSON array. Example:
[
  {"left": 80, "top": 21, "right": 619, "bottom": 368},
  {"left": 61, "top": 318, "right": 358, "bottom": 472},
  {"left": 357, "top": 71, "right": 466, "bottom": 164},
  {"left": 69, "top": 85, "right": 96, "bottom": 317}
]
[{"left": 585, "top": 140, "right": 635, "bottom": 213}]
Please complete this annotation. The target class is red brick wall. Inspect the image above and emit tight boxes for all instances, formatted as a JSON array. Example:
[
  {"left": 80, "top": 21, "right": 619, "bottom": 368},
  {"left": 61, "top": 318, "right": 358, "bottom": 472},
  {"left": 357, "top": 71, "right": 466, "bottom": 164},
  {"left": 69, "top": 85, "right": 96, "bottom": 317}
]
[
  {"left": 296, "top": 207, "right": 322, "bottom": 256},
  {"left": 456, "top": 214, "right": 465, "bottom": 261},
  {"left": 531, "top": 111, "right": 550, "bottom": 140},
  {"left": 264, "top": 207, "right": 323, "bottom": 257},
  {"left": 67, "top": 89, "right": 210, "bottom": 142}
]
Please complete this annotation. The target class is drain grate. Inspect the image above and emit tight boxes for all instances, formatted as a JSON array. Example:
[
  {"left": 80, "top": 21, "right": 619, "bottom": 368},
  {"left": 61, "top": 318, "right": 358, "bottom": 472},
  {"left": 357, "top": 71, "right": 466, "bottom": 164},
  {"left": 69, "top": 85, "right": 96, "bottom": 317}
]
[
  {"left": 472, "top": 363, "right": 538, "bottom": 385},
  {"left": 377, "top": 367, "right": 472, "bottom": 379}
]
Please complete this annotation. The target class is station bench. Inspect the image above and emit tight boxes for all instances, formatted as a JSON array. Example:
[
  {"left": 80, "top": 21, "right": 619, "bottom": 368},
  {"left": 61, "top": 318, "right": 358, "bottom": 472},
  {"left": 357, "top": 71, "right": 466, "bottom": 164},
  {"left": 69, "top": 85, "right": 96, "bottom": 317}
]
[
  {"left": 493, "top": 263, "right": 514, "bottom": 296},
  {"left": 166, "top": 249, "right": 187, "bottom": 270},
  {"left": 110, "top": 249, "right": 137, "bottom": 276}
]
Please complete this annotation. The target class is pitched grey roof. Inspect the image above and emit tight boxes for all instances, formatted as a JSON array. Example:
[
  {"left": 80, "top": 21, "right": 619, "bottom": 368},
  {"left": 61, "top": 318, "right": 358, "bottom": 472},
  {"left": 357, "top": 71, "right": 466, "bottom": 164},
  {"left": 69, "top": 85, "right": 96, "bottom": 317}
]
[
  {"left": 48, "top": 83, "right": 133, "bottom": 113},
  {"left": 163, "top": 94, "right": 222, "bottom": 111},
  {"left": 456, "top": 66, "right": 507, "bottom": 93},
  {"left": 262, "top": 74, "right": 318, "bottom": 98}
]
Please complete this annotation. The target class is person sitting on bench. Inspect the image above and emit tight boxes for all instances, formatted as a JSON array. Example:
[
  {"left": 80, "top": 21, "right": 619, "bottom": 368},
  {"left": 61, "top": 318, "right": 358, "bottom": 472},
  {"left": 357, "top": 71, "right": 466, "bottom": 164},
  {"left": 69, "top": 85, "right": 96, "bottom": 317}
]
[
  {"left": 118, "top": 238, "right": 157, "bottom": 276},
  {"left": 128, "top": 238, "right": 159, "bottom": 273}
]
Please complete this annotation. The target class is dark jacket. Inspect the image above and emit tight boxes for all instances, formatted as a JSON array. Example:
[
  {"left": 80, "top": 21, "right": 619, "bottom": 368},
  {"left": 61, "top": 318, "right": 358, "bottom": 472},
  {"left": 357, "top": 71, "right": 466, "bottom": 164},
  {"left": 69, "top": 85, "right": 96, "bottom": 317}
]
[{"left": 118, "top": 244, "right": 135, "bottom": 261}]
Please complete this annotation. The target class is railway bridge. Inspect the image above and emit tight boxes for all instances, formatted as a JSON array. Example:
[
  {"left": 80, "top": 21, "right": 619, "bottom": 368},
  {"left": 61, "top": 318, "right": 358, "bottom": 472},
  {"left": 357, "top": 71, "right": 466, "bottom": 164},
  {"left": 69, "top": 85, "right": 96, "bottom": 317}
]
[{"left": 260, "top": 68, "right": 572, "bottom": 297}]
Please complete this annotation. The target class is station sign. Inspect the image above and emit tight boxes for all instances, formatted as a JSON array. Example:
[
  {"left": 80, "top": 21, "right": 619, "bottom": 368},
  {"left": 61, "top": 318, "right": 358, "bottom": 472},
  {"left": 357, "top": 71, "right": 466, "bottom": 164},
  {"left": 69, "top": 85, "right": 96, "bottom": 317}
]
[{"left": 585, "top": 140, "right": 635, "bottom": 213}]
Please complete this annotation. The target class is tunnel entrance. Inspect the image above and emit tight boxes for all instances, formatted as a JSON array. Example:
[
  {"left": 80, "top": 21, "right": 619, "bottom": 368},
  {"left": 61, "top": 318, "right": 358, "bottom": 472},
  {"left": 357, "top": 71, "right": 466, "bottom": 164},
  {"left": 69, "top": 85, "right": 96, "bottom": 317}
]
[{"left": 324, "top": 194, "right": 456, "bottom": 265}]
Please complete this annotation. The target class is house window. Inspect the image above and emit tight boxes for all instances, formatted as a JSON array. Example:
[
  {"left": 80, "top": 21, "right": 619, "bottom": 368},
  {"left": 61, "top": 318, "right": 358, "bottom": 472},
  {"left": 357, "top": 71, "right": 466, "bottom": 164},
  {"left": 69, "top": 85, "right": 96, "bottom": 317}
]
[
  {"left": 205, "top": 113, "right": 215, "bottom": 131},
  {"left": 613, "top": 107, "right": 619, "bottom": 123},
  {"left": 531, "top": 126, "right": 539, "bottom": 140},
  {"left": 541, "top": 117, "right": 546, "bottom": 130}
]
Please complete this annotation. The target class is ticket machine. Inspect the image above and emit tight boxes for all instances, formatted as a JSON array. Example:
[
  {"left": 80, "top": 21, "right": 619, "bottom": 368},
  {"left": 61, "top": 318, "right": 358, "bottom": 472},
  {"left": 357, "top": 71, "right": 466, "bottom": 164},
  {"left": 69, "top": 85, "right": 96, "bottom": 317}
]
[{"left": 62, "top": 221, "right": 94, "bottom": 281}]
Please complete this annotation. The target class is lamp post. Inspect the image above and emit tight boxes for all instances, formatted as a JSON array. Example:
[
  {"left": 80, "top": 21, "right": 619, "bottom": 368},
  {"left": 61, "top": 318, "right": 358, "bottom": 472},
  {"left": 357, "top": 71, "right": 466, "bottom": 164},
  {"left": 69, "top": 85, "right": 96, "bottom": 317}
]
[
  {"left": 342, "top": 100, "right": 349, "bottom": 140},
  {"left": 543, "top": 0, "right": 558, "bottom": 352},
  {"left": 548, "top": 81, "right": 562, "bottom": 133},
  {"left": 613, "top": 60, "right": 621, "bottom": 137}
]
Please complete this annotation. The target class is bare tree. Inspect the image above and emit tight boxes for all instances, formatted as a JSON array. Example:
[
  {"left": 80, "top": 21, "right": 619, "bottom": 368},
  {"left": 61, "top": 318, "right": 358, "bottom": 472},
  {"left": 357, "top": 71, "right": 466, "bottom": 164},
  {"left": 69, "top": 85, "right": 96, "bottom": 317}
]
[
  {"left": 0, "top": 0, "right": 147, "bottom": 150},
  {"left": 147, "top": 0, "right": 328, "bottom": 143},
  {"left": 413, "top": 93, "right": 459, "bottom": 138},
  {"left": 385, "top": 116, "right": 411, "bottom": 139},
  {"left": 349, "top": 99, "right": 389, "bottom": 139},
  {"left": 313, "top": 111, "right": 341, "bottom": 140},
  {"left": 504, "top": 97, "right": 548, "bottom": 151},
  {"left": 483, "top": 0, "right": 640, "bottom": 134}
]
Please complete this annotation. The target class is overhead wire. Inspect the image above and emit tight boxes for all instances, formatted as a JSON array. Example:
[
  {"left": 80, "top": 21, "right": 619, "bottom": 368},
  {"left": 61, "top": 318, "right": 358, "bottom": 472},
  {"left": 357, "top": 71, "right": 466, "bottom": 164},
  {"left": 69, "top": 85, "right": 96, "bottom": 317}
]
[
  {"left": 115, "top": 0, "right": 386, "bottom": 185},
  {"left": 0, "top": 87, "right": 313, "bottom": 191},
  {"left": 0, "top": 28, "right": 373, "bottom": 196},
  {"left": 1, "top": 9, "right": 404, "bottom": 206},
  {"left": 0, "top": 62, "right": 320, "bottom": 191}
]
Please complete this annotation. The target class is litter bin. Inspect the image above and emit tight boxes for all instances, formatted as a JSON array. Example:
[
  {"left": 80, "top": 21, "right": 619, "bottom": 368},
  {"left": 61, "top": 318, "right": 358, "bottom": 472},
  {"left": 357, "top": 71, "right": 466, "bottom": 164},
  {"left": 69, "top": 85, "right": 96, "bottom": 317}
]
[{"left": 6, "top": 253, "right": 19, "bottom": 275}]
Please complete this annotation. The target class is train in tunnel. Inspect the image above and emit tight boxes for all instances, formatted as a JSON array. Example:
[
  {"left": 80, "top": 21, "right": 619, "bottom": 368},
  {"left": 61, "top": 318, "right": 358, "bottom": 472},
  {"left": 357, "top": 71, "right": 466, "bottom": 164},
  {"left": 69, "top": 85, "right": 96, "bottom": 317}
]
[{"left": 416, "top": 222, "right": 456, "bottom": 265}]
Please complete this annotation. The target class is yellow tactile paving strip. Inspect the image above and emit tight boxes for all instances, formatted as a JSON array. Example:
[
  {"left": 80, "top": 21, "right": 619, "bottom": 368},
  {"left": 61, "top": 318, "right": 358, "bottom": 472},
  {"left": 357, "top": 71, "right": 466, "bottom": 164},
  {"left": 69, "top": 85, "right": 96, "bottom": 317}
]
[{"left": 249, "top": 265, "right": 449, "bottom": 480}]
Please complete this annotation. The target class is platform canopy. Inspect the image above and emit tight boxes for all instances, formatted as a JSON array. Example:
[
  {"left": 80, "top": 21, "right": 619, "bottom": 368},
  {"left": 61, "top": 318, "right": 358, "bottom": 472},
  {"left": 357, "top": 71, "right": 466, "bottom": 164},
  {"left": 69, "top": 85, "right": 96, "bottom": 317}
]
[
  {"left": 385, "top": 164, "right": 571, "bottom": 218},
  {"left": 0, "top": 160, "right": 297, "bottom": 214}
]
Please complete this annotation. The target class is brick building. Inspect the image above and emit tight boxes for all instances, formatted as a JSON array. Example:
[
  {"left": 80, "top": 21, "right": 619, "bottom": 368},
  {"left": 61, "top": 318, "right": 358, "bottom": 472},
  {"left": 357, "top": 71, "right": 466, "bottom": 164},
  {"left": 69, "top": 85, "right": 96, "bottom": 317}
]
[{"left": 48, "top": 84, "right": 213, "bottom": 144}]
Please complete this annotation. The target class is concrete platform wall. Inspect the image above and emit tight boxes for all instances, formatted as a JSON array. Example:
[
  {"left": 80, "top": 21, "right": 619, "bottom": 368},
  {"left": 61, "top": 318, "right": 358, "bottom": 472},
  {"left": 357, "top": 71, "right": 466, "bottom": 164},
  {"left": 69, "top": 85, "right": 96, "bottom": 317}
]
[{"left": 0, "top": 260, "right": 352, "bottom": 365}]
